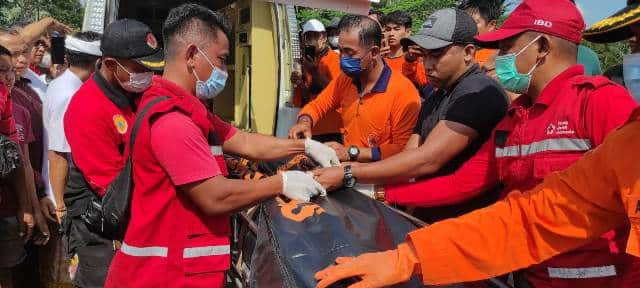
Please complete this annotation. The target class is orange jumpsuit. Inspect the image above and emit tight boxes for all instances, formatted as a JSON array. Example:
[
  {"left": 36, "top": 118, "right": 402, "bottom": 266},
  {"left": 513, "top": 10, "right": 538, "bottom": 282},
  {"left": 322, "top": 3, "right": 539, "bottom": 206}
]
[
  {"left": 384, "top": 56, "right": 428, "bottom": 89},
  {"left": 294, "top": 49, "right": 343, "bottom": 136},
  {"left": 407, "top": 108, "right": 640, "bottom": 286}
]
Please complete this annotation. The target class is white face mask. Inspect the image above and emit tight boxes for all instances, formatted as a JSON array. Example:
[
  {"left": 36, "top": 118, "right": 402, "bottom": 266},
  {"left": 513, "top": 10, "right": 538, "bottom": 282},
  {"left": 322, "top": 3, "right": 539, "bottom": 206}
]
[
  {"left": 624, "top": 53, "right": 640, "bottom": 104},
  {"left": 115, "top": 61, "right": 153, "bottom": 93},
  {"left": 328, "top": 36, "right": 339, "bottom": 49},
  {"left": 39, "top": 52, "right": 51, "bottom": 68}
]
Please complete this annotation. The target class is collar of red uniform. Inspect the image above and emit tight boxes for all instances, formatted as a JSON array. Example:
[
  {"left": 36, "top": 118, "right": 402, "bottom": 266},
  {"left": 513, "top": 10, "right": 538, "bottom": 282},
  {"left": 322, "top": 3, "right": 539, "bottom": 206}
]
[
  {"left": 147, "top": 75, "right": 195, "bottom": 100},
  {"left": 509, "top": 65, "right": 585, "bottom": 113}
]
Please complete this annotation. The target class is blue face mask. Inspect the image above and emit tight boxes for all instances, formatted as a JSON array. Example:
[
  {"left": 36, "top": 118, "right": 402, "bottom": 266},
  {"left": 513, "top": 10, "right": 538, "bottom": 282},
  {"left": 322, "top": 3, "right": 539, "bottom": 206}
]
[
  {"left": 194, "top": 47, "right": 228, "bottom": 100},
  {"left": 495, "top": 35, "right": 542, "bottom": 94},
  {"left": 340, "top": 56, "right": 363, "bottom": 77},
  {"left": 623, "top": 53, "right": 640, "bottom": 104}
]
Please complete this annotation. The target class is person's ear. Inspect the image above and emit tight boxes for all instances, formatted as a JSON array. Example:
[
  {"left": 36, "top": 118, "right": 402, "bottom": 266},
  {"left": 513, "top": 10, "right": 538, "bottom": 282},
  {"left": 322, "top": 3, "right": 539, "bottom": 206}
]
[
  {"left": 102, "top": 57, "right": 117, "bottom": 71},
  {"left": 487, "top": 20, "right": 498, "bottom": 31},
  {"left": 185, "top": 45, "right": 198, "bottom": 70},
  {"left": 463, "top": 44, "right": 476, "bottom": 63},
  {"left": 537, "top": 35, "right": 551, "bottom": 63},
  {"left": 406, "top": 28, "right": 412, "bottom": 36},
  {"left": 369, "top": 45, "right": 381, "bottom": 58}
]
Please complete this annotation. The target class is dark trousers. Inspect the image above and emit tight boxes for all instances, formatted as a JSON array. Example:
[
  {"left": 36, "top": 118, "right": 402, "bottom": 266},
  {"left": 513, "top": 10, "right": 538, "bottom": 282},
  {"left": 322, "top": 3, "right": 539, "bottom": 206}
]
[{"left": 63, "top": 217, "right": 114, "bottom": 288}]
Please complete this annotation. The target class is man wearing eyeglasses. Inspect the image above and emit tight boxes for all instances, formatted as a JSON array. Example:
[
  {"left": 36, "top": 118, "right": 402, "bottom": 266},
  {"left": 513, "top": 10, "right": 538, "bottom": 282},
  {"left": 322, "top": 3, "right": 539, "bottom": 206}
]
[{"left": 312, "top": 8, "right": 508, "bottom": 223}]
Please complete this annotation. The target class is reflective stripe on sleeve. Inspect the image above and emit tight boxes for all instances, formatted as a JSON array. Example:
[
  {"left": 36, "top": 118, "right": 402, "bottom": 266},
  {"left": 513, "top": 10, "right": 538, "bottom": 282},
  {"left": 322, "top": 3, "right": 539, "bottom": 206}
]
[
  {"left": 120, "top": 242, "right": 168, "bottom": 257},
  {"left": 183, "top": 245, "right": 231, "bottom": 259},
  {"left": 547, "top": 265, "right": 617, "bottom": 279},
  {"left": 495, "top": 138, "right": 592, "bottom": 158}
]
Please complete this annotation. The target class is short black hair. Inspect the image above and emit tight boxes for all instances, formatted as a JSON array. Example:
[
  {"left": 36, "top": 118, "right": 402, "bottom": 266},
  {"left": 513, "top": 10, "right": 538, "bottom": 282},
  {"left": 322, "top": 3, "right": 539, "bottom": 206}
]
[
  {"left": 0, "top": 44, "right": 10, "bottom": 57},
  {"left": 66, "top": 31, "right": 102, "bottom": 68},
  {"left": 381, "top": 11, "right": 412, "bottom": 29},
  {"left": 457, "top": 0, "right": 504, "bottom": 22},
  {"left": 368, "top": 9, "right": 384, "bottom": 19},
  {"left": 338, "top": 14, "right": 383, "bottom": 48},
  {"left": 162, "top": 3, "right": 231, "bottom": 59}
]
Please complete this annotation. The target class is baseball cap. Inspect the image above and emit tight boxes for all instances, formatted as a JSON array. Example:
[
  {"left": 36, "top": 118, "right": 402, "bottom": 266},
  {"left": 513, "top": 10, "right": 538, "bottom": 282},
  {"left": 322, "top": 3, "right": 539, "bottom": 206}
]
[
  {"left": 400, "top": 8, "right": 477, "bottom": 50},
  {"left": 303, "top": 19, "right": 326, "bottom": 34},
  {"left": 327, "top": 17, "right": 341, "bottom": 30},
  {"left": 475, "top": 0, "right": 585, "bottom": 47},
  {"left": 100, "top": 19, "right": 164, "bottom": 71}
]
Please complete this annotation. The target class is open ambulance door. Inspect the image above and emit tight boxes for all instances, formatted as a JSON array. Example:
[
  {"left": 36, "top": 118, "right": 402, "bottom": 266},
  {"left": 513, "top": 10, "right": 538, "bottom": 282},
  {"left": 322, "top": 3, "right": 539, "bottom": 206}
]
[{"left": 82, "top": 0, "right": 376, "bottom": 136}]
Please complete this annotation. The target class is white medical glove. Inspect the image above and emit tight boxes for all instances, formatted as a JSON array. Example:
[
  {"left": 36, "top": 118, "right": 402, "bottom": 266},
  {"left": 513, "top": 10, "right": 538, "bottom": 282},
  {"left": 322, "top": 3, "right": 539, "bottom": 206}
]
[
  {"left": 281, "top": 171, "right": 326, "bottom": 202},
  {"left": 304, "top": 138, "right": 340, "bottom": 168}
]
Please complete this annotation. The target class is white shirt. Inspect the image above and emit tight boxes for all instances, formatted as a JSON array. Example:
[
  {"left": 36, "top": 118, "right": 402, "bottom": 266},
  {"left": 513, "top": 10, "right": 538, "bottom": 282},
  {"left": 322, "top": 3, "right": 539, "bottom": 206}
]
[
  {"left": 24, "top": 68, "right": 48, "bottom": 100},
  {"left": 44, "top": 69, "right": 83, "bottom": 153}
]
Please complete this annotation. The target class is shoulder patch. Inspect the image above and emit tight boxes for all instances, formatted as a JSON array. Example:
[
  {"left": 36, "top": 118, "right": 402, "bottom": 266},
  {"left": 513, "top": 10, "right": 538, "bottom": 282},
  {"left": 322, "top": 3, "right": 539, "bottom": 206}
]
[{"left": 113, "top": 114, "right": 128, "bottom": 135}]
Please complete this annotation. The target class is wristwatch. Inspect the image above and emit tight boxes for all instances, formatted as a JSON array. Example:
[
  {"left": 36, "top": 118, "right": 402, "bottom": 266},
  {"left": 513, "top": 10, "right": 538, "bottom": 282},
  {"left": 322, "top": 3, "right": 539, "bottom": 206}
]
[
  {"left": 348, "top": 145, "right": 360, "bottom": 162},
  {"left": 343, "top": 165, "right": 357, "bottom": 188}
]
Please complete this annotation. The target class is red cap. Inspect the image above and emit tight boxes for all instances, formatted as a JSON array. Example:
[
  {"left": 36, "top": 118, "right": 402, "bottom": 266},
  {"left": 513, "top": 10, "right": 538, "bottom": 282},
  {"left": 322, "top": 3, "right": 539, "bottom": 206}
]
[{"left": 475, "top": 0, "right": 585, "bottom": 46}]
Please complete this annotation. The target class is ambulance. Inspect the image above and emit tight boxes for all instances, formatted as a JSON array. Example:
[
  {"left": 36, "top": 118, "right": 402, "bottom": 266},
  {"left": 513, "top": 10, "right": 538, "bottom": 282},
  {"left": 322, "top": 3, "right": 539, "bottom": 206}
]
[{"left": 82, "top": 0, "right": 377, "bottom": 137}]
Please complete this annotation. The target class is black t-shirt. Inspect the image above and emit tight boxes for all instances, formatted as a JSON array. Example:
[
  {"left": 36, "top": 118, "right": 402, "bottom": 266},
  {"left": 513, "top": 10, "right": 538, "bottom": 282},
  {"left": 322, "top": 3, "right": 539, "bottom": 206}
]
[{"left": 412, "top": 64, "right": 508, "bottom": 223}]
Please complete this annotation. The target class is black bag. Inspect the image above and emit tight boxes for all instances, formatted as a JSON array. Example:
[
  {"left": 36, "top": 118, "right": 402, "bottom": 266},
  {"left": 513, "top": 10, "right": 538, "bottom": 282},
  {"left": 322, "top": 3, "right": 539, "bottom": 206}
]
[
  {"left": 82, "top": 96, "right": 169, "bottom": 240},
  {"left": 246, "top": 189, "right": 424, "bottom": 288},
  {"left": 0, "top": 133, "right": 21, "bottom": 180}
]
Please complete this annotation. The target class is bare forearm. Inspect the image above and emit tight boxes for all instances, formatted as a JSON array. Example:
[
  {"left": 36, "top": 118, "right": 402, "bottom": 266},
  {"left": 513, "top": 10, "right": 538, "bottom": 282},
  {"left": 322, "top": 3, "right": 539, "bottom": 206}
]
[
  {"left": 16, "top": 147, "right": 35, "bottom": 212},
  {"left": 20, "top": 18, "right": 54, "bottom": 44},
  {"left": 184, "top": 175, "right": 282, "bottom": 216},
  {"left": 48, "top": 151, "right": 68, "bottom": 207},
  {"left": 253, "top": 135, "right": 305, "bottom": 161},
  {"left": 234, "top": 132, "right": 305, "bottom": 161},
  {"left": 354, "top": 149, "right": 440, "bottom": 184}
]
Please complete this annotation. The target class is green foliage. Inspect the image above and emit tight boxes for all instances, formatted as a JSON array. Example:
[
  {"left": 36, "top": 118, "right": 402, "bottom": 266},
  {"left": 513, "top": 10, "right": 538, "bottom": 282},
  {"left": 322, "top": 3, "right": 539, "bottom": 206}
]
[
  {"left": 296, "top": 0, "right": 457, "bottom": 32},
  {"left": 582, "top": 40, "right": 630, "bottom": 72},
  {"left": 0, "top": 0, "right": 84, "bottom": 30},
  {"left": 379, "top": 0, "right": 457, "bottom": 31}
]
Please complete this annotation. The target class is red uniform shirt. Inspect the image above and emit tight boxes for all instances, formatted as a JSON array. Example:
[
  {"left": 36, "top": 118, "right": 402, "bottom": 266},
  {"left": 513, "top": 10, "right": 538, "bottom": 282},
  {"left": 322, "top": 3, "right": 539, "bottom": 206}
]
[
  {"left": 64, "top": 72, "right": 135, "bottom": 197},
  {"left": 0, "top": 83, "right": 18, "bottom": 143},
  {"left": 106, "top": 76, "right": 237, "bottom": 288},
  {"left": 386, "top": 66, "right": 637, "bottom": 204},
  {"left": 387, "top": 65, "right": 640, "bottom": 287}
]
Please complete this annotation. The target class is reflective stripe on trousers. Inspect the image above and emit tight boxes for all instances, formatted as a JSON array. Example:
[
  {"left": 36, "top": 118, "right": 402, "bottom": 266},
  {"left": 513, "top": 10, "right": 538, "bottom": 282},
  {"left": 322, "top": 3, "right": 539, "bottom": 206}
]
[
  {"left": 495, "top": 138, "right": 592, "bottom": 158},
  {"left": 120, "top": 242, "right": 230, "bottom": 258},
  {"left": 547, "top": 265, "right": 617, "bottom": 279}
]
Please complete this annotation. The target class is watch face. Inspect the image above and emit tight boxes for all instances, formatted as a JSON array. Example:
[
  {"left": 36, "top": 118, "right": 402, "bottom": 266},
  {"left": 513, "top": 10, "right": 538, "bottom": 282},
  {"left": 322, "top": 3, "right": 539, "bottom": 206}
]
[
  {"left": 349, "top": 147, "right": 359, "bottom": 156},
  {"left": 344, "top": 177, "right": 357, "bottom": 188}
]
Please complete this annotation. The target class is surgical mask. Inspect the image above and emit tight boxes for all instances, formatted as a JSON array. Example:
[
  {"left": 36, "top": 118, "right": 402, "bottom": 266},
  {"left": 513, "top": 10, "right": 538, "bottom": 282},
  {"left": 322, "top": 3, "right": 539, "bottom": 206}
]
[
  {"left": 39, "top": 52, "right": 51, "bottom": 68},
  {"left": 193, "top": 47, "right": 228, "bottom": 100},
  {"left": 115, "top": 61, "right": 153, "bottom": 93},
  {"left": 495, "top": 35, "right": 542, "bottom": 94},
  {"left": 623, "top": 53, "right": 640, "bottom": 104},
  {"left": 328, "top": 37, "right": 339, "bottom": 49}
]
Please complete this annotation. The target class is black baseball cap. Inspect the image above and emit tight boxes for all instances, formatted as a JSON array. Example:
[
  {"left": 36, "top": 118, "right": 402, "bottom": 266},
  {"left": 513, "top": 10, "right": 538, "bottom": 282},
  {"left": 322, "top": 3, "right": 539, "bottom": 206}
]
[
  {"left": 101, "top": 19, "right": 164, "bottom": 71},
  {"left": 401, "top": 8, "right": 478, "bottom": 50}
]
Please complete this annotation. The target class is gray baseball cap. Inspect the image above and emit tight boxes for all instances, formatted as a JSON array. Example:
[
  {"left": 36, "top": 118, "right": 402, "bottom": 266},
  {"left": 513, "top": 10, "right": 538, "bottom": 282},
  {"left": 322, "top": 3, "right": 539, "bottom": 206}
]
[{"left": 401, "top": 8, "right": 478, "bottom": 50}]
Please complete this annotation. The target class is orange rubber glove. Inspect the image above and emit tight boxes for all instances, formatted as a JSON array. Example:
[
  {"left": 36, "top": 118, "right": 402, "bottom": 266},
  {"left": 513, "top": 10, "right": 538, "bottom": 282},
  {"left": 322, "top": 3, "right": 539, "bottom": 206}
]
[{"left": 314, "top": 242, "right": 420, "bottom": 288}]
